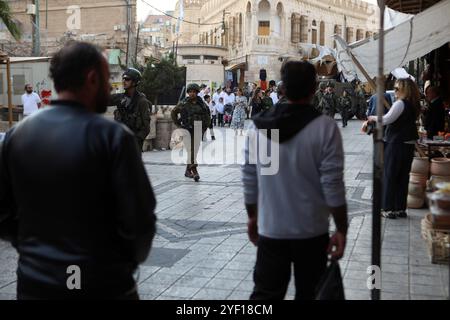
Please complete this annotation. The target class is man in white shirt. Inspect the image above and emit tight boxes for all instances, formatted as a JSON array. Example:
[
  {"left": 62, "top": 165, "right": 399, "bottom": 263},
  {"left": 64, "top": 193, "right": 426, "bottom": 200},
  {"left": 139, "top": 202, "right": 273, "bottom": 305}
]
[{"left": 21, "top": 84, "right": 42, "bottom": 117}]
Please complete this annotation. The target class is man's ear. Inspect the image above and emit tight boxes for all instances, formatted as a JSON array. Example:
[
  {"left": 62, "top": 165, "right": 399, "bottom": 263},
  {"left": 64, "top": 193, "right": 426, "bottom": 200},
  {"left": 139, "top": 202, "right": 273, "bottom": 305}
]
[{"left": 86, "top": 69, "right": 99, "bottom": 88}]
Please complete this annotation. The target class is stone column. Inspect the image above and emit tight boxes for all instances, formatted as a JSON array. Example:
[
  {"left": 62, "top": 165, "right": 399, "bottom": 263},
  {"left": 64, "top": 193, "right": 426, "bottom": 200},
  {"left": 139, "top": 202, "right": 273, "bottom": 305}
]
[{"left": 250, "top": 10, "right": 258, "bottom": 51}]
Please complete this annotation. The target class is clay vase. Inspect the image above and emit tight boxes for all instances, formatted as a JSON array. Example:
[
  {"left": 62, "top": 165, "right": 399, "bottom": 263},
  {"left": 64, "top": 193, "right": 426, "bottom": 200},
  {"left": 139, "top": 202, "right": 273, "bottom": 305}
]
[
  {"left": 407, "top": 194, "right": 425, "bottom": 209},
  {"left": 411, "top": 157, "right": 429, "bottom": 175},
  {"left": 430, "top": 158, "right": 450, "bottom": 176}
]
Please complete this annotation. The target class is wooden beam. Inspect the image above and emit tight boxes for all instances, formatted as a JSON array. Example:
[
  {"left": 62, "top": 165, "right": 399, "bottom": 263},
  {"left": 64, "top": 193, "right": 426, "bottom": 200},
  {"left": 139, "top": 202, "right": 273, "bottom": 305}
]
[{"left": 6, "top": 58, "right": 13, "bottom": 128}]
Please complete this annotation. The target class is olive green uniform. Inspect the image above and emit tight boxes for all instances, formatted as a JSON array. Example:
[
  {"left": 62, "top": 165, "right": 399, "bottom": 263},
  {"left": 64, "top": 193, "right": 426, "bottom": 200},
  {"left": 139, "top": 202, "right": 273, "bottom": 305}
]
[
  {"left": 171, "top": 96, "right": 211, "bottom": 169},
  {"left": 338, "top": 95, "right": 352, "bottom": 127},
  {"left": 319, "top": 92, "right": 338, "bottom": 119}
]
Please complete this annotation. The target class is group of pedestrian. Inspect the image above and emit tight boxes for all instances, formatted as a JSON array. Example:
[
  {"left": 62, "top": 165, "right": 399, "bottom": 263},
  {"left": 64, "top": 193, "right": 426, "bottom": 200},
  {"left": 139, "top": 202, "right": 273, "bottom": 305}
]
[
  {"left": 313, "top": 81, "right": 368, "bottom": 128},
  {"left": 5, "top": 41, "right": 434, "bottom": 302}
]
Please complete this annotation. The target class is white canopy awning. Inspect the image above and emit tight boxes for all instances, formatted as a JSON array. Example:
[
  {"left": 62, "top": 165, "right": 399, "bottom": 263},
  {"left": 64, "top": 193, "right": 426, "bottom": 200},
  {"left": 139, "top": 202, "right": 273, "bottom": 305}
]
[{"left": 335, "top": 0, "right": 450, "bottom": 82}]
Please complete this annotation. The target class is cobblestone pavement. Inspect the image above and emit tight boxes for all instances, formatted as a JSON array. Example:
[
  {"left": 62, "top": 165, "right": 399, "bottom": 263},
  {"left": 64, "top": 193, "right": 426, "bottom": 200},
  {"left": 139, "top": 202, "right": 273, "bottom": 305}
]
[{"left": 0, "top": 118, "right": 448, "bottom": 300}]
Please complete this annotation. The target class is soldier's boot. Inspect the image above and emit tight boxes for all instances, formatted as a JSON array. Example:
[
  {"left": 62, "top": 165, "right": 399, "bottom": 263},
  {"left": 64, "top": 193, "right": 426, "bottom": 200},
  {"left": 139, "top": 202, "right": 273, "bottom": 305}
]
[
  {"left": 191, "top": 165, "right": 200, "bottom": 182},
  {"left": 184, "top": 165, "right": 194, "bottom": 178}
]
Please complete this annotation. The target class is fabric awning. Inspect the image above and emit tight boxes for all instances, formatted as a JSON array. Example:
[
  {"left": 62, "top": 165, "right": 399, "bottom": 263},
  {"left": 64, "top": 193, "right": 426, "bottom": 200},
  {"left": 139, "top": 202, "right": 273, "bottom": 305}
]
[
  {"left": 335, "top": 0, "right": 450, "bottom": 82},
  {"left": 225, "top": 62, "right": 246, "bottom": 71},
  {"left": 386, "top": 0, "right": 442, "bottom": 14}
]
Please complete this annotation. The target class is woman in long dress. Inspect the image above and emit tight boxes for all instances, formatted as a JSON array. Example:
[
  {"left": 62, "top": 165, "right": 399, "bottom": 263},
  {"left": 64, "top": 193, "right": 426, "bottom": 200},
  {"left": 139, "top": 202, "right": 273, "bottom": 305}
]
[{"left": 231, "top": 88, "right": 247, "bottom": 135}]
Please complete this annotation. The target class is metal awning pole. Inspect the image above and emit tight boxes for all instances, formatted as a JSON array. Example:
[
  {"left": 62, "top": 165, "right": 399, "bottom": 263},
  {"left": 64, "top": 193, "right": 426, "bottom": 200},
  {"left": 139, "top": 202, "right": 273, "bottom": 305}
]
[
  {"left": 372, "top": 0, "right": 385, "bottom": 301},
  {"left": 6, "top": 58, "right": 13, "bottom": 128}
]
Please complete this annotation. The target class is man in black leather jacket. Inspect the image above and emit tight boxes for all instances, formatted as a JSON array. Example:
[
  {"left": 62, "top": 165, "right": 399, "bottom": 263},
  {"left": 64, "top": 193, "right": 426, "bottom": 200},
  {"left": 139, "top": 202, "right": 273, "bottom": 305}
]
[{"left": 0, "top": 42, "right": 157, "bottom": 300}]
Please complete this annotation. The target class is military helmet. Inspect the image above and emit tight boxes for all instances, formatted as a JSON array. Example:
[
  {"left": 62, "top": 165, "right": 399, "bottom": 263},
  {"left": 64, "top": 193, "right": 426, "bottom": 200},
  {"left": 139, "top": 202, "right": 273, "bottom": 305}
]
[
  {"left": 319, "top": 82, "right": 327, "bottom": 90},
  {"left": 123, "top": 68, "right": 142, "bottom": 84},
  {"left": 187, "top": 83, "right": 200, "bottom": 93}
]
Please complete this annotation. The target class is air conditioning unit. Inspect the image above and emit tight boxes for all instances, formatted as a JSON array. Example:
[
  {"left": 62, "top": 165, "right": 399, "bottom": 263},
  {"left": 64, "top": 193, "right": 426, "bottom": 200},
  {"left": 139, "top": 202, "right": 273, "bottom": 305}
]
[
  {"left": 26, "top": 4, "right": 36, "bottom": 15},
  {"left": 114, "top": 25, "right": 119, "bottom": 31},
  {"left": 120, "top": 25, "right": 127, "bottom": 32}
]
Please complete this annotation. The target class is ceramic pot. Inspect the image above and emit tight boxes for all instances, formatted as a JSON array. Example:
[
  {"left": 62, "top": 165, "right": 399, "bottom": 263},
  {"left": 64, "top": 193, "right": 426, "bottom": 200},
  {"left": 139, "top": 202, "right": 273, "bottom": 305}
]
[
  {"left": 411, "top": 157, "right": 429, "bottom": 175},
  {"left": 430, "top": 157, "right": 450, "bottom": 176},
  {"left": 408, "top": 182, "right": 425, "bottom": 197},
  {"left": 407, "top": 194, "right": 424, "bottom": 209},
  {"left": 409, "top": 173, "right": 428, "bottom": 187}
]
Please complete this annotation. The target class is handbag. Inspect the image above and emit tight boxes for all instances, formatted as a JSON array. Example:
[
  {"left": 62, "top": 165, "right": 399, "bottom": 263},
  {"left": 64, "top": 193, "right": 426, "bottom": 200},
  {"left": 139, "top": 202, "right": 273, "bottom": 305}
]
[{"left": 315, "top": 260, "right": 346, "bottom": 300}]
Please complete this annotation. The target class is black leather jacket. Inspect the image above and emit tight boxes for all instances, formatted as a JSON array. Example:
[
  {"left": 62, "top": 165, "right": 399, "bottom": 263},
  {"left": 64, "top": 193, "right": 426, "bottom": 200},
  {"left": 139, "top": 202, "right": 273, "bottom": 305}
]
[{"left": 0, "top": 100, "right": 157, "bottom": 299}]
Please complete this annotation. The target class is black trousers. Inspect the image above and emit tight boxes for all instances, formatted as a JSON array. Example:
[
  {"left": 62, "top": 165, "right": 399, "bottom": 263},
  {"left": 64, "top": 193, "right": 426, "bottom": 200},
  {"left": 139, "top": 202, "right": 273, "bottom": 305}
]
[
  {"left": 211, "top": 115, "right": 217, "bottom": 127},
  {"left": 218, "top": 113, "right": 224, "bottom": 127},
  {"left": 340, "top": 109, "right": 348, "bottom": 127},
  {"left": 250, "top": 234, "right": 329, "bottom": 300},
  {"left": 383, "top": 142, "right": 415, "bottom": 211}
]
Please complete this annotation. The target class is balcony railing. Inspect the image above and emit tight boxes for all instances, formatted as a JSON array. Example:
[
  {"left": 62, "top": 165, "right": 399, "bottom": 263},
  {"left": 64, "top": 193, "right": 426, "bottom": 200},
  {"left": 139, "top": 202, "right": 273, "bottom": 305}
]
[{"left": 256, "top": 36, "right": 270, "bottom": 45}]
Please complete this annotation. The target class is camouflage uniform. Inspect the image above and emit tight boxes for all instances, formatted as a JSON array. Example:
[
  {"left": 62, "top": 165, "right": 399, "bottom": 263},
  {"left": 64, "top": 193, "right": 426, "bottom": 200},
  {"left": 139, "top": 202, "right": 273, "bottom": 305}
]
[
  {"left": 262, "top": 96, "right": 274, "bottom": 111},
  {"left": 338, "top": 94, "right": 352, "bottom": 127},
  {"left": 355, "top": 87, "right": 367, "bottom": 120},
  {"left": 112, "top": 91, "right": 151, "bottom": 151},
  {"left": 312, "top": 82, "right": 327, "bottom": 112},
  {"left": 171, "top": 92, "right": 211, "bottom": 181},
  {"left": 319, "top": 91, "right": 338, "bottom": 119}
]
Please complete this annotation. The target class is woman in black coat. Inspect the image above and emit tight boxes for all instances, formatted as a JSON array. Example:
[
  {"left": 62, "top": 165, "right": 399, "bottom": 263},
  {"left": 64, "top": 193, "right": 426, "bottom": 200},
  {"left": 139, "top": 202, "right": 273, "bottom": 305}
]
[{"left": 250, "top": 88, "right": 264, "bottom": 118}]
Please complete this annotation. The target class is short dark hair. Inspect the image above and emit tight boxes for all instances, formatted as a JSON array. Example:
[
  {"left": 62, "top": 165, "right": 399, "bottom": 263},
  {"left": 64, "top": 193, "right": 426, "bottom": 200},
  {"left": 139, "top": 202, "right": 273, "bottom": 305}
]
[
  {"left": 49, "top": 41, "right": 105, "bottom": 93},
  {"left": 204, "top": 94, "right": 210, "bottom": 100},
  {"left": 280, "top": 60, "right": 317, "bottom": 101}
]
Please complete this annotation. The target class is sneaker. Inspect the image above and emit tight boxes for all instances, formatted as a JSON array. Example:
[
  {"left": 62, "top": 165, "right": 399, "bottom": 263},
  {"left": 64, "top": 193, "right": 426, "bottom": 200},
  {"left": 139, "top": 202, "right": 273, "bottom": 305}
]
[
  {"left": 396, "top": 211, "right": 408, "bottom": 218},
  {"left": 211, "top": 136, "right": 216, "bottom": 140},
  {"left": 381, "top": 210, "right": 397, "bottom": 219}
]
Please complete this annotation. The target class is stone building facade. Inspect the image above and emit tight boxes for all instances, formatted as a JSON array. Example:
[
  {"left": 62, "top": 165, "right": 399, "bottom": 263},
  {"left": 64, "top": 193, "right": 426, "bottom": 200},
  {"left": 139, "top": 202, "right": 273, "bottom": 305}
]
[
  {"left": 0, "top": 1, "right": 137, "bottom": 57},
  {"left": 176, "top": 0, "right": 378, "bottom": 84},
  {"left": 0, "top": 1, "right": 163, "bottom": 86}
]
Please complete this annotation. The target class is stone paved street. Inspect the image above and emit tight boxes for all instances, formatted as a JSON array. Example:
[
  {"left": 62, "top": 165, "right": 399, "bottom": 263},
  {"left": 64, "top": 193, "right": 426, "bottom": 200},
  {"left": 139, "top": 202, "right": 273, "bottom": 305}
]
[{"left": 0, "top": 118, "right": 449, "bottom": 300}]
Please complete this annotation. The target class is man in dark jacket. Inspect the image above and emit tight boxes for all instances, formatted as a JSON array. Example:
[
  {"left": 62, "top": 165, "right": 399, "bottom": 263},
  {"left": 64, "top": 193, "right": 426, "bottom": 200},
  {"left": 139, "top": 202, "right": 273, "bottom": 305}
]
[
  {"left": 113, "top": 68, "right": 151, "bottom": 151},
  {"left": 424, "top": 86, "right": 445, "bottom": 139},
  {"left": 0, "top": 42, "right": 157, "bottom": 300}
]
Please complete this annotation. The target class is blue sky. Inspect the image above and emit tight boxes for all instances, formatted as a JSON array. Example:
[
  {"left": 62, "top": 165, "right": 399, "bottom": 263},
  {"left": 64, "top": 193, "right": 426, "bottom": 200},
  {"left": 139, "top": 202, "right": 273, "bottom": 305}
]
[{"left": 137, "top": 0, "right": 378, "bottom": 22}]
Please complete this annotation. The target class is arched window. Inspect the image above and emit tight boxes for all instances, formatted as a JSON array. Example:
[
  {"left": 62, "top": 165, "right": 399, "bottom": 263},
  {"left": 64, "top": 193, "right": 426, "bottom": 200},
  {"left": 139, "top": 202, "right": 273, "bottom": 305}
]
[
  {"left": 258, "top": 0, "right": 271, "bottom": 36},
  {"left": 334, "top": 25, "right": 342, "bottom": 35},
  {"left": 291, "top": 13, "right": 300, "bottom": 43},
  {"left": 246, "top": 2, "right": 251, "bottom": 39},
  {"left": 238, "top": 13, "right": 243, "bottom": 44},
  {"left": 300, "top": 15, "right": 308, "bottom": 42},
  {"left": 274, "top": 3, "right": 283, "bottom": 37},
  {"left": 319, "top": 21, "right": 325, "bottom": 45},
  {"left": 346, "top": 27, "right": 354, "bottom": 43},
  {"left": 311, "top": 20, "right": 317, "bottom": 44},
  {"left": 356, "top": 29, "right": 364, "bottom": 41}
]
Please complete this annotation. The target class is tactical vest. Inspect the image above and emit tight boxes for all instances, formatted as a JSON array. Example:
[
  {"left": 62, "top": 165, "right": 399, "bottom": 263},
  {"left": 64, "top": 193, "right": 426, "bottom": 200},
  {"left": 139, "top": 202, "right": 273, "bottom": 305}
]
[{"left": 179, "top": 98, "right": 210, "bottom": 131}]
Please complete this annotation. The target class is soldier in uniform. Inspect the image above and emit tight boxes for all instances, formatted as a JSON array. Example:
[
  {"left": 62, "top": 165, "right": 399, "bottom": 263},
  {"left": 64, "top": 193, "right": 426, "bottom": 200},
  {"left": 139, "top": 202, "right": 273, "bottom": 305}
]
[
  {"left": 275, "top": 81, "right": 288, "bottom": 106},
  {"left": 171, "top": 83, "right": 211, "bottom": 182},
  {"left": 312, "top": 81, "right": 327, "bottom": 112},
  {"left": 261, "top": 90, "right": 274, "bottom": 111},
  {"left": 339, "top": 90, "right": 352, "bottom": 127},
  {"left": 354, "top": 84, "right": 367, "bottom": 120},
  {"left": 319, "top": 82, "right": 338, "bottom": 119},
  {"left": 112, "top": 68, "right": 151, "bottom": 151}
]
